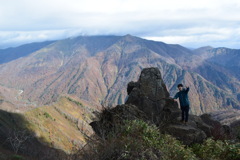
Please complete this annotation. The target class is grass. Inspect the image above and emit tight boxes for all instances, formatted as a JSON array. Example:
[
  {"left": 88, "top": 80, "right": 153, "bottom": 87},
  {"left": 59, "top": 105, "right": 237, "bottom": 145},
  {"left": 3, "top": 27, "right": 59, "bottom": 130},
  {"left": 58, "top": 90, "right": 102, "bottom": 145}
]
[{"left": 24, "top": 96, "right": 94, "bottom": 153}]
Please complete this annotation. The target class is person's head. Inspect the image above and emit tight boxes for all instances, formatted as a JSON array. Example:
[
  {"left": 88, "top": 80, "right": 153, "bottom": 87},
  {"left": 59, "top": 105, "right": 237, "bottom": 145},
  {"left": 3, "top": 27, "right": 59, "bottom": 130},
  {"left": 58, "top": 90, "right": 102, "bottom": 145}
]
[{"left": 177, "top": 84, "right": 183, "bottom": 91}]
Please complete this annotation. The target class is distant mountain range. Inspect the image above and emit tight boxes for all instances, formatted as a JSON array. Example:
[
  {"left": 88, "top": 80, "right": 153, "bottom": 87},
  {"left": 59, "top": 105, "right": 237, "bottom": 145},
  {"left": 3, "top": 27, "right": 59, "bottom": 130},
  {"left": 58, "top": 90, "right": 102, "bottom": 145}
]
[
  {"left": 0, "top": 35, "right": 239, "bottom": 115},
  {"left": 0, "top": 41, "right": 55, "bottom": 64}
]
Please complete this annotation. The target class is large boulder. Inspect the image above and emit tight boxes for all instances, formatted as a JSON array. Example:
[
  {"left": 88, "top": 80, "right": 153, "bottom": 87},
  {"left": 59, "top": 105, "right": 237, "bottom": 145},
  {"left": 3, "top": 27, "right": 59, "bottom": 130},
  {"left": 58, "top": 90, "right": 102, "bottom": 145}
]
[
  {"left": 164, "top": 124, "right": 206, "bottom": 145},
  {"left": 207, "top": 110, "right": 240, "bottom": 139},
  {"left": 126, "top": 67, "right": 178, "bottom": 125},
  {"left": 200, "top": 113, "right": 232, "bottom": 139}
]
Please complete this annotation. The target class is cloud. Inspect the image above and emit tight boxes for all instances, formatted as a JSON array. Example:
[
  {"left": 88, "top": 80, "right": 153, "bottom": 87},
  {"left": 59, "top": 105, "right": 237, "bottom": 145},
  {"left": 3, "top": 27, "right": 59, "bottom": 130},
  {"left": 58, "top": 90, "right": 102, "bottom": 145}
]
[
  {"left": 0, "top": 0, "right": 240, "bottom": 48},
  {"left": 144, "top": 26, "right": 240, "bottom": 47}
]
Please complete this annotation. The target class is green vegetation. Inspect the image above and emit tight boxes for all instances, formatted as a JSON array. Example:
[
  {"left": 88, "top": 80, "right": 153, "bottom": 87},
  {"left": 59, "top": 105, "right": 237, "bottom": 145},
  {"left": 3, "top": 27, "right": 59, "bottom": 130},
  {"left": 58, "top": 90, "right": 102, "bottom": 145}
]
[
  {"left": 43, "top": 112, "right": 53, "bottom": 119},
  {"left": 79, "top": 120, "right": 196, "bottom": 159},
  {"left": 11, "top": 155, "right": 25, "bottom": 160},
  {"left": 66, "top": 97, "right": 83, "bottom": 107},
  {"left": 118, "top": 120, "right": 197, "bottom": 160},
  {"left": 192, "top": 138, "right": 240, "bottom": 160},
  {"left": 23, "top": 96, "right": 94, "bottom": 153},
  {"left": 0, "top": 153, "right": 26, "bottom": 160},
  {"left": 79, "top": 120, "right": 240, "bottom": 160}
]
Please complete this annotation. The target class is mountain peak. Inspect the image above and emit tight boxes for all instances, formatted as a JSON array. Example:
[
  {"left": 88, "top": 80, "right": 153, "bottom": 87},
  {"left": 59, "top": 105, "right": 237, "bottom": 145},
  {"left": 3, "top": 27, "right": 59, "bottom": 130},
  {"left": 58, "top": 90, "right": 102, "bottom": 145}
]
[
  {"left": 121, "top": 34, "right": 142, "bottom": 42},
  {"left": 123, "top": 34, "right": 134, "bottom": 37},
  {"left": 194, "top": 46, "right": 214, "bottom": 51}
]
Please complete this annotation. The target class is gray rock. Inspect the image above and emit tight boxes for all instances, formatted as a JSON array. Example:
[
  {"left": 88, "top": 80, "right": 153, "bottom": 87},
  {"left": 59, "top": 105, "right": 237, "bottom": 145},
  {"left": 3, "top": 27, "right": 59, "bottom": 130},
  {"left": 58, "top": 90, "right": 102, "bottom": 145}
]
[
  {"left": 201, "top": 114, "right": 232, "bottom": 139},
  {"left": 126, "top": 67, "right": 175, "bottom": 125},
  {"left": 127, "top": 81, "right": 139, "bottom": 95},
  {"left": 90, "top": 104, "right": 148, "bottom": 139},
  {"left": 164, "top": 124, "right": 207, "bottom": 145}
]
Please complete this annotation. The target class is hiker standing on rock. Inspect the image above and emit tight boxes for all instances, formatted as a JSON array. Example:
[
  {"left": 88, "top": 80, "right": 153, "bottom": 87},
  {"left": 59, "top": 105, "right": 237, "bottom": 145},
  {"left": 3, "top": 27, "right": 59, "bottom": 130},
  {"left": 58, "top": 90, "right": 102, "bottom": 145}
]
[{"left": 173, "top": 84, "right": 190, "bottom": 124}]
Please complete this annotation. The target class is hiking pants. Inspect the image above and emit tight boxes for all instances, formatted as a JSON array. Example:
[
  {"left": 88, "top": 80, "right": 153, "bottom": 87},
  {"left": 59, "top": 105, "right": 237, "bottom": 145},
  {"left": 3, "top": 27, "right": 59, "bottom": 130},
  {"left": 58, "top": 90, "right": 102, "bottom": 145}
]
[{"left": 181, "top": 105, "right": 189, "bottom": 122}]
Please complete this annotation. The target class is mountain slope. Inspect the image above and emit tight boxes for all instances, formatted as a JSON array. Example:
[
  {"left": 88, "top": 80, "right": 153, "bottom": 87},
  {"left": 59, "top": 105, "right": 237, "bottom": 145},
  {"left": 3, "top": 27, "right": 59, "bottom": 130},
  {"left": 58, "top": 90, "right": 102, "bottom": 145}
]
[
  {"left": 24, "top": 96, "right": 94, "bottom": 152},
  {"left": 0, "top": 35, "right": 239, "bottom": 115},
  {"left": 0, "top": 41, "right": 55, "bottom": 64},
  {"left": 193, "top": 47, "right": 240, "bottom": 73},
  {"left": 0, "top": 96, "right": 94, "bottom": 154},
  {"left": 190, "top": 47, "right": 240, "bottom": 99}
]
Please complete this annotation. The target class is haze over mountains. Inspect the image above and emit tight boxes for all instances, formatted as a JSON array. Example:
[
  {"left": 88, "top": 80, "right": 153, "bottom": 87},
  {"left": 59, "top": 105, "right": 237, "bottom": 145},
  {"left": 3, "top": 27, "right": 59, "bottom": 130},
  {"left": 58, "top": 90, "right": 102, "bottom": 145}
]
[{"left": 0, "top": 34, "right": 239, "bottom": 115}]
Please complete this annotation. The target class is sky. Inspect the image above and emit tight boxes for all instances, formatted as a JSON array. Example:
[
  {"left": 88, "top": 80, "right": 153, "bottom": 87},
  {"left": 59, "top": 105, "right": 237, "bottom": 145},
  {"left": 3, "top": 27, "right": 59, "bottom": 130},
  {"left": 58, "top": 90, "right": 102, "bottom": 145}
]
[{"left": 1, "top": 0, "right": 240, "bottom": 49}]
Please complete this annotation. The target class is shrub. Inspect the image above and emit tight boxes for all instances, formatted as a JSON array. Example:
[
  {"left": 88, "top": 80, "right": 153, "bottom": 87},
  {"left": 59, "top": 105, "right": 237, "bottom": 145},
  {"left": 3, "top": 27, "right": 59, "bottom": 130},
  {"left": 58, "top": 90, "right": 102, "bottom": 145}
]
[
  {"left": 78, "top": 120, "right": 197, "bottom": 160},
  {"left": 191, "top": 138, "right": 240, "bottom": 160},
  {"left": 66, "top": 97, "right": 83, "bottom": 107},
  {"left": 120, "top": 120, "right": 197, "bottom": 160},
  {"left": 11, "top": 155, "right": 25, "bottom": 160},
  {"left": 78, "top": 119, "right": 240, "bottom": 160},
  {"left": 43, "top": 112, "right": 53, "bottom": 120}
]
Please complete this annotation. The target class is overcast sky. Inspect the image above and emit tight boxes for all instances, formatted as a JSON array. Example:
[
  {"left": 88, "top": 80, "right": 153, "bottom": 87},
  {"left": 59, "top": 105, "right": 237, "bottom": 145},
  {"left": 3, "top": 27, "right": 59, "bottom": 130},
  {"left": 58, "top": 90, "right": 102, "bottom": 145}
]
[{"left": 1, "top": 0, "right": 240, "bottom": 49}]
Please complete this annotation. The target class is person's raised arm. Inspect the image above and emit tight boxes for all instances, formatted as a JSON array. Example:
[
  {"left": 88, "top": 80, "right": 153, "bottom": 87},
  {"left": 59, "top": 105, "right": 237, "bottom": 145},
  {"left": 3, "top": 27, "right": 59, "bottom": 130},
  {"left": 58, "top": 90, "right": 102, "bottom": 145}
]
[{"left": 185, "top": 86, "right": 190, "bottom": 93}]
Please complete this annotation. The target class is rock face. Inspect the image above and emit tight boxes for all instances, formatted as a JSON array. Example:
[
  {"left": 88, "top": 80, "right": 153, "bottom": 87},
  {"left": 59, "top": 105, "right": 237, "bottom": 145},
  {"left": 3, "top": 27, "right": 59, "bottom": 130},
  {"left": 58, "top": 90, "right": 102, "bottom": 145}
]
[
  {"left": 90, "top": 104, "right": 148, "bottom": 139},
  {"left": 126, "top": 68, "right": 174, "bottom": 125},
  {"left": 91, "top": 67, "right": 232, "bottom": 145},
  {"left": 207, "top": 110, "right": 240, "bottom": 138}
]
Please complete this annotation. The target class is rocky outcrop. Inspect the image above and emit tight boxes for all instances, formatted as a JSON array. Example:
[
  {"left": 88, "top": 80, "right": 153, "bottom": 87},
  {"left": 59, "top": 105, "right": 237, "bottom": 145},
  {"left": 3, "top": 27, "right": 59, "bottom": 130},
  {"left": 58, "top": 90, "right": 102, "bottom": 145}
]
[
  {"left": 91, "top": 67, "right": 232, "bottom": 145},
  {"left": 126, "top": 68, "right": 176, "bottom": 125},
  {"left": 206, "top": 110, "right": 240, "bottom": 138},
  {"left": 90, "top": 104, "right": 148, "bottom": 139}
]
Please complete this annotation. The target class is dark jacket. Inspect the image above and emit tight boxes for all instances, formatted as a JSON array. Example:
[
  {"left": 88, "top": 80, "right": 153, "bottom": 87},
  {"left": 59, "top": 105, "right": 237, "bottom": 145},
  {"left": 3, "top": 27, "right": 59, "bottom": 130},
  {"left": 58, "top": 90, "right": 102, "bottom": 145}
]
[{"left": 174, "top": 87, "right": 190, "bottom": 107}]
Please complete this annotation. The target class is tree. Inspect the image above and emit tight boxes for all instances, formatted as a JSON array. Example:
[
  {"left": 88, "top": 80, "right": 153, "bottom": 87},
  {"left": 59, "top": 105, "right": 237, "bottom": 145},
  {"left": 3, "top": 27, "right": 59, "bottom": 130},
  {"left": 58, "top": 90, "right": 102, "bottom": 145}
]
[{"left": 7, "top": 129, "right": 32, "bottom": 154}]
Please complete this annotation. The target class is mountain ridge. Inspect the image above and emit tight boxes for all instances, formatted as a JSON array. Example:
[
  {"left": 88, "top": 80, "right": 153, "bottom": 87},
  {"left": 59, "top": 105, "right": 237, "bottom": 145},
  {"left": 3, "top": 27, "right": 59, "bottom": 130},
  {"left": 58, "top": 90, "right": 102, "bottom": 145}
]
[
  {"left": 0, "top": 35, "right": 239, "bottom": 115},
  {"left": 0, "top": 41, "right": 55, "bottom": 64}
]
